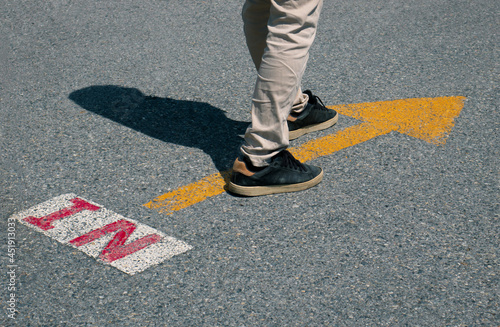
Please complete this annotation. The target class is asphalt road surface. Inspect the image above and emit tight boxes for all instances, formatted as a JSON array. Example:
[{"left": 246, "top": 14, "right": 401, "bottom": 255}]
[{"left": 1, "top": 0, "right": 498, "bottom": 325}]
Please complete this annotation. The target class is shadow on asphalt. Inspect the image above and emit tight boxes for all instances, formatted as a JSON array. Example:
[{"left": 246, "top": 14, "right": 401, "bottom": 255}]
[{"left": 69, "top": 85, "right": 248, "bottom": 172}]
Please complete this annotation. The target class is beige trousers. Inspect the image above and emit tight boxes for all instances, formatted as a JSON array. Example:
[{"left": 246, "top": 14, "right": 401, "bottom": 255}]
[{"left": 240, "top": 0, "right": 323, "bottom": 166}]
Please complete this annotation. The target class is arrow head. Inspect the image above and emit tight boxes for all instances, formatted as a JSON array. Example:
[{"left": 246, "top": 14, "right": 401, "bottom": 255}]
[{"left": 330, "top": 96, "right": 466, "bottom": 145}]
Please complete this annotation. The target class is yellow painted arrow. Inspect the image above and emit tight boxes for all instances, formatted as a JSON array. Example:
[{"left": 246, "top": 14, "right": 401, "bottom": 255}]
[{"left": 144, "top": 96, "right": 466, "bottom": 215}]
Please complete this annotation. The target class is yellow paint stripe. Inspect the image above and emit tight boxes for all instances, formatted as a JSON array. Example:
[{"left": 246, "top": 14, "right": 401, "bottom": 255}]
[
  {"left": 289, "top": 121, "right": 392, "bottom": 162},
  {"left": 144, "top": 96, "right": 466, "bottom": 215},
  {"left": 144, "top": 171, "right": 230, "bottom": 214}
]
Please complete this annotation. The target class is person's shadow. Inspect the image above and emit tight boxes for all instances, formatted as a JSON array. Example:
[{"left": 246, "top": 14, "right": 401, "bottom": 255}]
[{"left": 69, "top": 85, "right": 249, "bottom": 172}]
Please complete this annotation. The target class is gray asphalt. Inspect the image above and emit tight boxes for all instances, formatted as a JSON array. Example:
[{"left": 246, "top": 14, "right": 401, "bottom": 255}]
[{"left": 1, "top": 0, "right": 499, "bottom": 325}]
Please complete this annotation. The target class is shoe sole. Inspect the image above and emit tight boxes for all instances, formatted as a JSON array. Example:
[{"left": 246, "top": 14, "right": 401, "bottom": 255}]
[
  {"left": 227, "top": 169, "right": 324, "bottom": 197},
  {"left": 289, "top": 112, "right": 338, "bottom": 140}
]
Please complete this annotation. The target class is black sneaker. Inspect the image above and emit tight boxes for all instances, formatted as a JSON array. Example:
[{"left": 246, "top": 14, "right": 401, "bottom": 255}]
[
  {"left": 288, "top": 90, "right": 338, "bottom": 140},
  {"left": 227, "top": 150, "right": 323, "bottom": 196}
]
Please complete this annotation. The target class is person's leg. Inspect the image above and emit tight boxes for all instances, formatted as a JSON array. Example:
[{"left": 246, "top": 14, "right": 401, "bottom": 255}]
[
  {"left": 229, "top": 0, "right": 326, "bottom": 196},
  {"left": 242, "top": 0, "right": 270, "bottom": 71},
  {"left": 241, "top": 0, "right": 324, "bottom": 167},
  {"left": 242, "top": 0, "right": 336, "bottom": 145}
]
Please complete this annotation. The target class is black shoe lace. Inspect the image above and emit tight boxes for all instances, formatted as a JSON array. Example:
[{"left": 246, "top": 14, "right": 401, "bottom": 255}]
[
  {"left": 278, "top": 150, "right": 307, "bottom": 172},
  {"left": 312, "top": 95, "right": 328, "bottom": 111}
]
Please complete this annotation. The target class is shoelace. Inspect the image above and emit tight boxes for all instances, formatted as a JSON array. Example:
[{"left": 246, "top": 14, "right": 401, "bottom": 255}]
[
  {"left": 278, "top": 150, "right": 307, "bottom": 172},
  {"left": 312, "top": 94, "right": 328, "bottom": 111}
]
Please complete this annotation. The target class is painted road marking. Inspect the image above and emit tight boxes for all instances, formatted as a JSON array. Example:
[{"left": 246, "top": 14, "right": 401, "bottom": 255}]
[
  {"left": 144, "top": 96, "right": 466, "bottom": 215},
  {"left": 11, "top": 194, "right": 192, "bottom": 275}
]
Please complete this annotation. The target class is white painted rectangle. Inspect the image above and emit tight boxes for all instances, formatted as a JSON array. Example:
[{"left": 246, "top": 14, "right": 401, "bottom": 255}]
[{"left": 10, "top": 194, "right": 192, "bottom": 275}]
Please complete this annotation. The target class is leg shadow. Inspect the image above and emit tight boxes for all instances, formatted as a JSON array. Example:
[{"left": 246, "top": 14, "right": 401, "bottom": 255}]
[{"left": 69, "top": 85, "right": 248, "bottom": 172}]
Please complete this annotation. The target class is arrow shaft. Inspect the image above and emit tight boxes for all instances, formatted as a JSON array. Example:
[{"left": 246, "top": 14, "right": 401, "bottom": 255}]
[
  {"left": 144, "top": 171, "right": 230, "bottom": 215},
  {"left": 144, "top": 121, "right": 391, "bottom": 215},
  {"left": 290, "top": 121, "right": 392, "bottom": 162}
]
